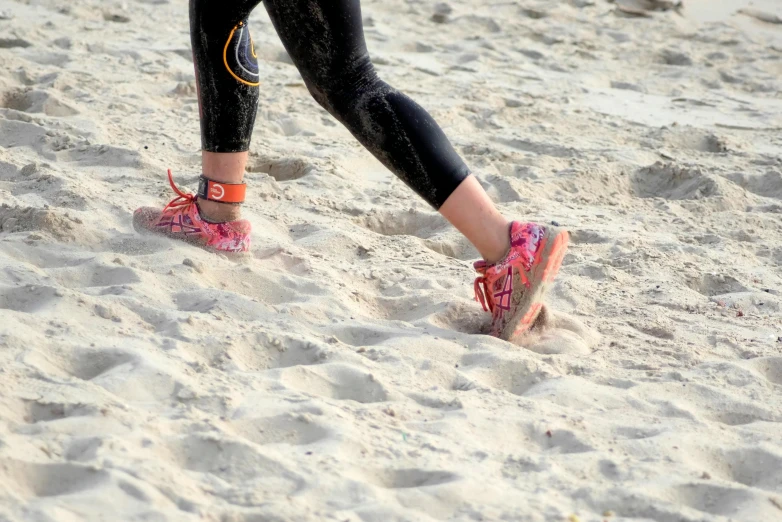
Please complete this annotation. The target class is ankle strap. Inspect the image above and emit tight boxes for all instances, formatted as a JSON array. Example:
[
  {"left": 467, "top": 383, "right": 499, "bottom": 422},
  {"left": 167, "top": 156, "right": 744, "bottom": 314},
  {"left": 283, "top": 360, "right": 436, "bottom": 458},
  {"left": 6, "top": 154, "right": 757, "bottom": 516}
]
[{"left": 196, "top": 175, "right": 246, "bottom": 204}]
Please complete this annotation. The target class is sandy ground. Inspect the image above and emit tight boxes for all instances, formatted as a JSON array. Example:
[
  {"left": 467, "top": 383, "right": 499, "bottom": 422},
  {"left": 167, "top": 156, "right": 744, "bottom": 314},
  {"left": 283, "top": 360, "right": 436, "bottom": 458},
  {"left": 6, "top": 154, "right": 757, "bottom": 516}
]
[{"left": 1, "top": 0, "right": 782, "bottom": 520}]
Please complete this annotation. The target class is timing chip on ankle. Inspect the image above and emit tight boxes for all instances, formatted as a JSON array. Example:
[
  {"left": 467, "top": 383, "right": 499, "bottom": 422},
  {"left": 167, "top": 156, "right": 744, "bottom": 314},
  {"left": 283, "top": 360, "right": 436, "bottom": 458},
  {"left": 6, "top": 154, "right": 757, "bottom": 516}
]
[{"left": 197, "top": 175, "right": 246, "bottom": 204}]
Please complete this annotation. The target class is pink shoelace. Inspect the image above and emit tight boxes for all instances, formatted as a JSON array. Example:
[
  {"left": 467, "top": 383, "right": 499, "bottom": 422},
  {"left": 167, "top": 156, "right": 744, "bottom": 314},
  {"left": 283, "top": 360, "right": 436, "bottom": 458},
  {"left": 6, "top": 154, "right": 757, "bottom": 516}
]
[
  {"left": 473, "top": 257, "right": 532, "bottom": 313},
  {"left": 161, "top": 169, "right": 197, "bottom": 214}
]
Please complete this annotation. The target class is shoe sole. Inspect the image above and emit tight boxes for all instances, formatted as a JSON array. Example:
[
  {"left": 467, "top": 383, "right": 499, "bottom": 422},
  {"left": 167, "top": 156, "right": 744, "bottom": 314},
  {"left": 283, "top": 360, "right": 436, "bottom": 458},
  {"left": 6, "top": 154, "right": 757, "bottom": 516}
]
[{"left": 500, "top": 227, "right": 570, "bottom": 343}]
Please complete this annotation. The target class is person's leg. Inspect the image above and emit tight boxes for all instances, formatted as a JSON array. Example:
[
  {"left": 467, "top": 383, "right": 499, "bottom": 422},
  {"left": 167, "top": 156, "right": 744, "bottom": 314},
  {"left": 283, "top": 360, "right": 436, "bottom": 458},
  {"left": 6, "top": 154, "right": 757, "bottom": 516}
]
[
  {"left": 261, "top": 0, "right": 511, "bottom": 261},
  {"left": 133, "top": 0, "right": 262, "bottom": 252},
  {"left": 199, "top": 152, "right": 247, "bottom": 221},
  {"left": 190, "top": 0, "right": 263, "bottom": 222},
  {"left": 262, "top": 0, "right": 568, "bottom": 340},
  {"left": 438, "top": 176, "right": 510, "bottom": 263}
]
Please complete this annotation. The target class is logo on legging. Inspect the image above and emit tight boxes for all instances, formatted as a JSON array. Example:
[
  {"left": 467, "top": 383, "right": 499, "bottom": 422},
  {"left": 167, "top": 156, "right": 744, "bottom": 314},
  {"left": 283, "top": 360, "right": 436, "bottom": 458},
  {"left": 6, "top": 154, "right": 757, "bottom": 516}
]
[{"left": 223, "top": 20, "right": 260, "bottom": 87}]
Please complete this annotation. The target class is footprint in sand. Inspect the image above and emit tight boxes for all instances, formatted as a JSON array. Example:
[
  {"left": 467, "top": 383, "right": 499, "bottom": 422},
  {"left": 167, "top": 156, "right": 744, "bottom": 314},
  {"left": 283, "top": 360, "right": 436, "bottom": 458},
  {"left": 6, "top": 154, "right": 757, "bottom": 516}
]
[
  {"left": 0, "top": 38, "right": 31, "bottom": 49},
  {"left": 747, "top": 356, "right": 782, "bottom": 386},
  {"left": 0, "top": 285, "right": 63, "bottom": 314},
  {"left": 359, "top": 208, "right": 448, "bottom": 239},
  {"left": 457, "top": 352, "right": 558, "bottom": 396},
  {"left": 720, "top": 446, "right": 782, "bottom": 492},
  {"left": 0, "top": 460, "right": 110, "bottom": 498},
  {"left": 633, "top": 161, "right": 751, "bottom": 211},
  {"left": 0, "top": 88, "right": 79, "bottom": 117},
  {"left": 164, "top": 434, "right": 301, "bottom": 490},
  {"left": 21, "top": 400, "right": 86, "bottom": 424},
  {"left": 278, "top": 363, "right": 395, "bottom": 403},
  {"left": 727, "top": 170, "right": 782, "bottom": 200},
  {"left": 0, "top": 206, "right": 85, "bottom": 242},
  {"left": 230, "top": 413, "right": 330, "bottom": 446},
  {"left": 519, "top": 422, "right": 595, "bottom": 454},
  {"left": 62, "top": 348, "right": 137, "bottom": 381},
  {"left": 670, "top": 481, "right": 781, "bottom": 520},
  {"left": 686, "top": 273, "right": 748, "bottom": 297},
  {"left": 364, "top": 468, "right": 459, "bottom": 489},
  {"left": 223, "top": 332, "right": 330, "bottom": 370},
  {"left": 247, "top": 154, "right": 316, "bottom": 181},
  {"left": 633, "top": 162, "right": 721, "bottom": 200}
]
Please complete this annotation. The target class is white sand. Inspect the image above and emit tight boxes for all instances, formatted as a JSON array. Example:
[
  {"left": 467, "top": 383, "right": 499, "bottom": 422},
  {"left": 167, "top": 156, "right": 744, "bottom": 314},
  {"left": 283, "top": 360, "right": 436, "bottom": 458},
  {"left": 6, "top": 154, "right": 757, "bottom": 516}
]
[{"left": 1, "top": 0, "right": 782, "bottom": 520}]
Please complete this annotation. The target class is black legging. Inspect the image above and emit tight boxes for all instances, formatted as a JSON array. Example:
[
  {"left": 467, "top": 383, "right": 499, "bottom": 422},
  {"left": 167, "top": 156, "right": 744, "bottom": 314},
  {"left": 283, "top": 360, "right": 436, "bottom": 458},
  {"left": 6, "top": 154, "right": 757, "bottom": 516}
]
[{"left": 190, "top": 0, "right": 471, "bottom": 208}]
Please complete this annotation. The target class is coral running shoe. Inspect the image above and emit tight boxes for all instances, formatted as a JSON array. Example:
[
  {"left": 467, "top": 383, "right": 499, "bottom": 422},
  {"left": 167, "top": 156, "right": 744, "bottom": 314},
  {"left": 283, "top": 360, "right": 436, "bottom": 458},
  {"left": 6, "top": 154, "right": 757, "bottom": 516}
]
[
  {"left": 133, "top": 170, "right": 251, "bottom": 253},
  {"left": 473, "top": 222, "right": 569, "bottom": 342}
]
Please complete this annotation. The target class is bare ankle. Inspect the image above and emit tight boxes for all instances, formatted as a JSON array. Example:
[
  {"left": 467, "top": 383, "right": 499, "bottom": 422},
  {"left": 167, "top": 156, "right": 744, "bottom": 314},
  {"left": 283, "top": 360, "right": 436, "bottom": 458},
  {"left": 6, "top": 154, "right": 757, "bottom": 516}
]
[
  {"left": 482, "top": 222, "right": 511, "bottom": 264},
  {"left": 484, "top": 243, "right": 510, "bottom": 264},
  {"left": 197, "top": 199, "right": 242, "bottom": 222}
]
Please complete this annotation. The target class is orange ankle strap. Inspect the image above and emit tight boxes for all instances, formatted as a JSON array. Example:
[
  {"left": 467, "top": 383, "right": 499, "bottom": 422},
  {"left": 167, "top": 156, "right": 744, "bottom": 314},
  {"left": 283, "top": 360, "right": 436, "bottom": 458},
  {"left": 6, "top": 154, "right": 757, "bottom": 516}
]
[{"left": 196, "top": 175, "right": 246, "bottom": 204}]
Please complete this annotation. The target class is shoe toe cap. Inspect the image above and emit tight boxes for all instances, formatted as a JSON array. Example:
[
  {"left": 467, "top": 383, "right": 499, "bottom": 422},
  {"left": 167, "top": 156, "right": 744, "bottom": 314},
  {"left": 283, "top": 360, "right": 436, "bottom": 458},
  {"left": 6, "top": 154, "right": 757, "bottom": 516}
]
[{"left": 132, "top": 207, "right": 162, "bottom": 232}]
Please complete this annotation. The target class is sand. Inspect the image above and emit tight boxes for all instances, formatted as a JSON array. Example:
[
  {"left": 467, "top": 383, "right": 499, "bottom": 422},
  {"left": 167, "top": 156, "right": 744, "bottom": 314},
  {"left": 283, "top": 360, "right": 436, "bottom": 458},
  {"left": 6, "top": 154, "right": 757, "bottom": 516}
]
[{"left": 1, "top": 0, "right": 781, "bottom": 520}]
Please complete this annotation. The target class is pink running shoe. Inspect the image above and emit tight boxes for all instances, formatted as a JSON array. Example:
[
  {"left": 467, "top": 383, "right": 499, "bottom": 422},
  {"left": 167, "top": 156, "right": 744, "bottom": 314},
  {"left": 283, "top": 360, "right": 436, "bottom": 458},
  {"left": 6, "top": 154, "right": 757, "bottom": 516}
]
[
  {"left": 474, "top": 222, "right": 569, "bottom": 342},
  {"left": 133, "top": 170, "right": 251, "bottom": 253}
]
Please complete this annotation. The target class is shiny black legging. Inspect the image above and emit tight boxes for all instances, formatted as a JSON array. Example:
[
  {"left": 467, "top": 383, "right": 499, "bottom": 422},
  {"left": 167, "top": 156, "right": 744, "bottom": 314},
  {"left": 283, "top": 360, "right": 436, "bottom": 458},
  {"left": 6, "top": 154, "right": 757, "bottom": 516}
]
[{"left": 190, "top": 0, "right": 470, "bottom": 208}]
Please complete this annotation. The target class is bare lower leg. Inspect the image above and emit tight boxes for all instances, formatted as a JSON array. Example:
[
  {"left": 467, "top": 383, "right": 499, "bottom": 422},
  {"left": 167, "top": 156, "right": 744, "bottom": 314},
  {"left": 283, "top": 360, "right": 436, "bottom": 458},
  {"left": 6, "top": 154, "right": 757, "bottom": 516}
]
[
  {"left": 438, "top": 175, "right": 511, "bottom": 263},
  {"left": 198, "top": 151, "right": 247, "bottom": 222}
]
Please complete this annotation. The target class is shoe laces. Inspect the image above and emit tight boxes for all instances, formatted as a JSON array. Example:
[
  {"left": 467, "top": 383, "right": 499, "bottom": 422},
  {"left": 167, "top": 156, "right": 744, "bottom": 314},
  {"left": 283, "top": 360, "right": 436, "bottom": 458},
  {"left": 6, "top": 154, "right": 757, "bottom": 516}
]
[
  {"left": 474, "top": 276, "right": 492, "bottom": 312},
  {"left": 473, "top": 258, "right": 531, "bottom": 314},
  {"left": 473, "top": 261, "right": 492, "bottom": 313},
  {"left": 162, "top": 169, "right": 196, "bottom": 213}
]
